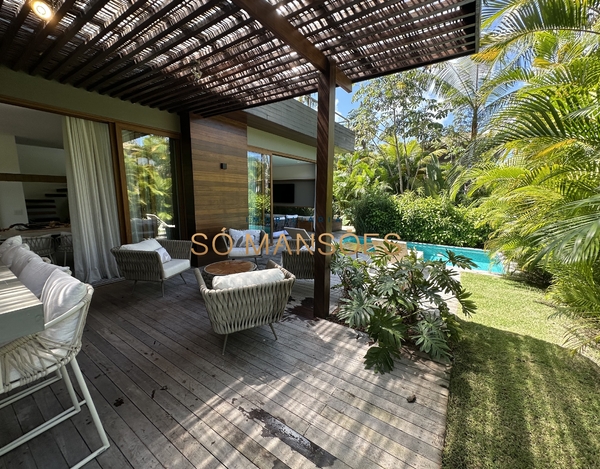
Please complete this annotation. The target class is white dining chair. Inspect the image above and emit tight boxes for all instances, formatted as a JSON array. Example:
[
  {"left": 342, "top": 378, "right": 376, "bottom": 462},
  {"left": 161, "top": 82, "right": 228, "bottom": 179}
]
[{"left": 0, "top": 270, "right": 109, "bottom": 468}]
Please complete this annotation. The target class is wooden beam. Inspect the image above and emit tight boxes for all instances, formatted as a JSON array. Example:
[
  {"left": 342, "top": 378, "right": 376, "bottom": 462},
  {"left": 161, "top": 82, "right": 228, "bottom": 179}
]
[
  {"left": 0, "top": 173, "right": 67, "bottom": 183},
  {"left": 230, "top": 0, "right": 352, "bottom": 93},
  {"left": 64, "top": 0, "right": 181, "bottom": 87},
  {"left": 103, "top": 1, "right": 333, "bottom": 98},
  {"left": 82, "top": 0, "right": 226, "bottom": 91},
  {"left": 11, "top": 0, "right": 77, "bottom": 72},
  {"left": 46, "top": 0, "right": 151, "bottom": 81},
  {"left": 0, "top": 3, "right": 31, "bottom": 62},
  {"left": 29, "top": 0, "right": 112, "bottom": 75},
  {"left": 105, "top": 19, "right": 259, "bottom": 98},
  {"left": 105, "top": 0, "right": 351, "bottom": 99},
  {"left": 313, "top": 59, "right": 336, "bottom": 319}
]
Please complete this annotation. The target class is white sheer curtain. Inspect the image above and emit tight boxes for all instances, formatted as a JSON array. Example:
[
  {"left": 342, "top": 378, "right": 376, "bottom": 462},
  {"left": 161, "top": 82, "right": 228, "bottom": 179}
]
[{"left": 63, "top": 116, "right": 121, "bottom": 283}]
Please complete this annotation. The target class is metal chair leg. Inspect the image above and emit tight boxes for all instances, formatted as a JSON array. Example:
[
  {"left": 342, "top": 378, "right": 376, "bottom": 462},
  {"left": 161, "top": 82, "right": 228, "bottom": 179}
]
[
  {"left": 269, "top": 323, "right": 278, "bottom": 340},
  {"left": 180, "top": 273, "right": 187, "bottom": 284},
  {"left": 70, "top": 357, "right": 110, "bottom": 469},
  {"left": 161, "top": 280, "right": 165, "bottom": 297},
  {"left": 222, "top": 334, "right": 229, "bottom": 355},
  {"left": 0, "top": 359, "right": 110, "bottom": 468}
]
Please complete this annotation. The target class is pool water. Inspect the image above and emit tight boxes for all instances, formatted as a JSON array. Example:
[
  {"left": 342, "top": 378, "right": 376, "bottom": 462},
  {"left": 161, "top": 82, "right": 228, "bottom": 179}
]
[
  {"left": 341, "top": 236, "right": 503, "bottom": 274},
  {"left": 404, "top": 241, "right": 504, "bottom": 274}
]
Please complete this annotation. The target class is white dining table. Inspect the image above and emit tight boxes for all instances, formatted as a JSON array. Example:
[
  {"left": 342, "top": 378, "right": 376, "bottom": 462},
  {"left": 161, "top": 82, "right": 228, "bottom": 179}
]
[{"left": 0, "top": 262, "right": 44, "bottom": 344}]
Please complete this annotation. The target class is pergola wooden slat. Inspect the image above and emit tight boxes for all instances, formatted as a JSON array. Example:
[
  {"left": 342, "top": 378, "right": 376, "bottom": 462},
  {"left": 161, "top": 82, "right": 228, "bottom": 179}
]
[
  {"left": 0, "top": 0, "right": 479, "bottom": 116},
  {"left": 0, "top": 0, "right": 480, "bottom": 317}
]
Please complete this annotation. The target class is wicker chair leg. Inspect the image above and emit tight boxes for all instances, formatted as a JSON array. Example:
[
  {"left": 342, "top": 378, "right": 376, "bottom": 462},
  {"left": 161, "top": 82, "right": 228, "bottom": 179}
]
[
  {"left": 269, "top": 323, "right": 278, "bottom": 341},
  {"left": 63, "top": 251, "right": 67, "bottom": 266},
  {"left": 132, "top": 280, "right": 137, "bottom": 292},
  {"left": 161, "top": 281, "right": 165, "bottom": 297},
  {"left": 180, "top": 273, "right": 187, "bottom": 284},
  {"left": 221, "top": 334, "right": 229, "bottom": 355}
]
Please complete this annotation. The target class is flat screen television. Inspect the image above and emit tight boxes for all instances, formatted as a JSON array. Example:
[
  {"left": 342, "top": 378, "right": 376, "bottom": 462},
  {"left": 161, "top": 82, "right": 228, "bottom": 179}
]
[{"left": 273, "top": 183, "right": 295, "bottom": 204}]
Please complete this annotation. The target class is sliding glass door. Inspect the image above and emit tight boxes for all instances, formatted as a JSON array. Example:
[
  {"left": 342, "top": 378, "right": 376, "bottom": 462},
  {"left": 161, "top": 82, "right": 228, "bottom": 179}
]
[{"left": 121, "top": 130, "right": 178, "bottom": 242}]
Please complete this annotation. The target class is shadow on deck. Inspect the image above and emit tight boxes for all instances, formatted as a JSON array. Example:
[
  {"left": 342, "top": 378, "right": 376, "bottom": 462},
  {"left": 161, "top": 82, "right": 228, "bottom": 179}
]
[{"left": 0, "top": 269, "right": 451, "bottom": 469}]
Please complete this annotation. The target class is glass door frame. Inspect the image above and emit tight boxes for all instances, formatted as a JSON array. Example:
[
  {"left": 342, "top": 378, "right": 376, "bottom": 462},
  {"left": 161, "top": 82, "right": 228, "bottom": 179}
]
[
  {"left": 247, "top": 146, "right": 315, "bottom": 239},
  {"left": 113, "top": 123, "right": 182, "bottom": 244}
]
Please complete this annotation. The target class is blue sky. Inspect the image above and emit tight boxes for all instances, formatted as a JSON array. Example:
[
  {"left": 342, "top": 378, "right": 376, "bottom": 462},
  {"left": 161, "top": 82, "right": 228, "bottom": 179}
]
[{"left": 336, "top": 85, "right": 360, "bottom": 118}]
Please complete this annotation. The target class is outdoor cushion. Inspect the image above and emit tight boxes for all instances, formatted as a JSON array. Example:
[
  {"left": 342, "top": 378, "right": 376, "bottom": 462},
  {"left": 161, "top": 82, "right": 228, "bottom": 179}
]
[
  {"left": 229, "top": 229, "right": 261, "bottom": 247},
  {"left": 120, "top": 238, "right": 162, "bottom": 252},
  {"left": 162, "top": 259, "right": 190, "bottom": 278},
  {"left": 19, "top": 258, "right": 70, "bottom": 298},
  {"left": 156, "top": 246, "right": 172, "bottom": 263},
  {"left": 2, "top": 244, "right": 33, "bottom": 275},
  {"left": 229, "top": 246, "right": 263, "bottom": 258},
  {"left": 212, "top": 268, "right": 284, "bottom": 290},
  {"left": 40, "top": 269, "right": 87, "bottom": 344},
  {"left": 0, "top": 235, "right": 22, "bottom": 257}
]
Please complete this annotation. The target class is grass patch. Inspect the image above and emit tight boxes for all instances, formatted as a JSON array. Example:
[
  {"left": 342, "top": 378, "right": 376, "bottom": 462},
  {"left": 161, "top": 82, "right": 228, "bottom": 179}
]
[{"left": 443, "top": 272, "right": 600, "bottom": 469}]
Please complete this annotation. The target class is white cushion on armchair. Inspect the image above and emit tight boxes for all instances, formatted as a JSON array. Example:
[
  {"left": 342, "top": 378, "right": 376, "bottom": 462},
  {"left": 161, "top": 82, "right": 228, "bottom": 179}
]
[
  {"left": 162, "top": 259, "right": 190, "bottom": 278},
  {"left": 120, "top": 238, "right": 162, "bottom": 251},
  {"left": 212, "top": 268, "right": 284, "bottom": 290}
]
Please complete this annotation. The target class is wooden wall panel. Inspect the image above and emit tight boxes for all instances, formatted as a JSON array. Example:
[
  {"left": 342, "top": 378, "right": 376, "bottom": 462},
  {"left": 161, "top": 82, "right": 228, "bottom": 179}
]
[{"left": 190, "top": 115, "right": 248, "bottom": 265}]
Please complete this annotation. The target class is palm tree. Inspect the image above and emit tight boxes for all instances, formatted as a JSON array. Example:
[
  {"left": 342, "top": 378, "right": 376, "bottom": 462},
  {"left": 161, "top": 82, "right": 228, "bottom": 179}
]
[{"left": 460, "top": 0, "right": 600, "bottom": 349}]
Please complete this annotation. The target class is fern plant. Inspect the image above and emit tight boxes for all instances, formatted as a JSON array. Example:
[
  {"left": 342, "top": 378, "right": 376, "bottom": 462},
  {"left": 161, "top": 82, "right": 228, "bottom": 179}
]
[{"left": 331, "top": 242, "right": 477, "bottom": 373}]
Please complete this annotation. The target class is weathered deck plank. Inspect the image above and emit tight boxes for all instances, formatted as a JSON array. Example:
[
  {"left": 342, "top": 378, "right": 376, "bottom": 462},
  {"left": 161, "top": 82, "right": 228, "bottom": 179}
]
[{"left": 0, "top": 269, "right": 450, "bottom": 469}]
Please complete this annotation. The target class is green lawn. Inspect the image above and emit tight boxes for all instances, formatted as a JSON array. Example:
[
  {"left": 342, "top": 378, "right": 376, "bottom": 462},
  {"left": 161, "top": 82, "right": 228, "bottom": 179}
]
[{"left": 443, "top": 272, "right": 600, "bottom": 469}]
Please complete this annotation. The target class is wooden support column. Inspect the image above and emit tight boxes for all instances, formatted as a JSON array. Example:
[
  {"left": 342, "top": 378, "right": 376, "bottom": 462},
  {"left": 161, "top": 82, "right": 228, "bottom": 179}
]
[{"left": 314, "top": 60, "right": 336, "bottom": 319}]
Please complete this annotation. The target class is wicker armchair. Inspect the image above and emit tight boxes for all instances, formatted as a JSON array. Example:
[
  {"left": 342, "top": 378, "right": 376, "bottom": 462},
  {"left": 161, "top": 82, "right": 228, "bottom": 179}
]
[
  {"left": 111, "top": 239, "right": 192, "bottom": 296},
  {"left": 225, "top": 229, "right": 267, "bottom": 263},
  {"left": 281, "top": 250, "right": 314, "bottom": 279},
  {"left": 194, "top": 260, "right": 295, "bottom": 354},
  {"left": 0, "top": 276, "right": 109, "bottom": 468},
  {"left": 55, "top": 232, "right": 73, "bottom": 266}
]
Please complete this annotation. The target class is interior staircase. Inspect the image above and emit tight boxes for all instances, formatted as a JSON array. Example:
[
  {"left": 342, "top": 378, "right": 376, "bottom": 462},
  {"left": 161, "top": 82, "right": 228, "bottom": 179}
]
[{"left": 25, "top": 187, "right": 68, "bottom": 223}]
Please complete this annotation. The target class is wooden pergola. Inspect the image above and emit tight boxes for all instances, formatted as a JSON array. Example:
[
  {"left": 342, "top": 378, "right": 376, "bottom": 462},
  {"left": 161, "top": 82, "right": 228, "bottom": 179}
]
[{"left": 0, "top": 0, "right": 480, "bottom": 317}]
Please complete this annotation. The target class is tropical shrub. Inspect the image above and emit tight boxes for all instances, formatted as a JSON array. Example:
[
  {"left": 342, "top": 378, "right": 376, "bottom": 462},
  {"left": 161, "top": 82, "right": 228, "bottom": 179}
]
[
  {"left": 394, "top": 194, "right": 491, "bottom": 248},
  {"left": 350, "top": 190, "right": 398, "bottom": 236},
  {"left": 331, "top": 243, "right": 477, "bottom": 373}
]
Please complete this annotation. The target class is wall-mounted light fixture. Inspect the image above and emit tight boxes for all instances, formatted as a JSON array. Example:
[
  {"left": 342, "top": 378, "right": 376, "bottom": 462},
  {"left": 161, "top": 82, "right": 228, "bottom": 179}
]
[
  {"left": 31, "top": 0, "right": 60, "bottom": 20},
  {"left": 220, "top": 163, "right": 227, "bottom": 170}
]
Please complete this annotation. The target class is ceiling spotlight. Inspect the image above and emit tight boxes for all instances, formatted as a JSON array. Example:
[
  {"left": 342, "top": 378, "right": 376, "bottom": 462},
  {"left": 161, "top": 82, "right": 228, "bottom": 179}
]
[{"left": 31, "top": 0, "right": 60, "bottom": 20}]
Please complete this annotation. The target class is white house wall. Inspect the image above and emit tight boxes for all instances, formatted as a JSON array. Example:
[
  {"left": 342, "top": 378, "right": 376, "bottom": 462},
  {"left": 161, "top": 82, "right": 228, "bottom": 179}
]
[{"left": 0, "top": 66, "right": 180, "bottom": 133}]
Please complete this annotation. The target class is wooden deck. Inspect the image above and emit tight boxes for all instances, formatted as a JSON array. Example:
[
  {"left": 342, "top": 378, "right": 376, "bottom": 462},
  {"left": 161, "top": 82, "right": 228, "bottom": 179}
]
[{"left": 0, "top": 269, "right": 451, "bottom": 469}]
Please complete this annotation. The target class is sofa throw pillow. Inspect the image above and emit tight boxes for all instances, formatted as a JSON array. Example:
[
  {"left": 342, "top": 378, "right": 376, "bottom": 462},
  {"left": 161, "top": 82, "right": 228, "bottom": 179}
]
[
  {"left": 0, "top": 235, "right": 22, "bottom": 257},
  {"left": 156, "top": 246, "right": 172, "bottom": 263},
  {"left": 0, "top": 243, "right": 30, "bottom": 267},
  {"left": 228, "top": 228, "right": 245, "bottom": 248},
  {"left": 120, "top": 238, "right": 162, "bottom": 252},
  {"left": 10, "top": 249, "right": 41, "bottom": 276},
  {"left": 212, "top": 268, "right": 284, "bottom": 290},
  {"left": 40, "top": 269, "right": 88, "bottom": 344}
]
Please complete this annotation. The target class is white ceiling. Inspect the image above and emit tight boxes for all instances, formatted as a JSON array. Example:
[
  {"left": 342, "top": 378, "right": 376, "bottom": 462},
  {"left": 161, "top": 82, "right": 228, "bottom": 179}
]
[{"left": 0, "top": 103, "right": 63, "bottom": 149}]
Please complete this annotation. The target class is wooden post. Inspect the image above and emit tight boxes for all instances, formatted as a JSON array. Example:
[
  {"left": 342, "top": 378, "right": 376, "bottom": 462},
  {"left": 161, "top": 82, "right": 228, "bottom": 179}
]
[{"left": 314, "top": 60, "right": 336, "bottom": 318}]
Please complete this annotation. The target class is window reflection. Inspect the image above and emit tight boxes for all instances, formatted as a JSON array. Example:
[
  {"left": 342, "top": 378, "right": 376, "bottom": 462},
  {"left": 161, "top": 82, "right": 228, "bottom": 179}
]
[{"left": 122, "top": 130, "right": 177, "bottom": 242}]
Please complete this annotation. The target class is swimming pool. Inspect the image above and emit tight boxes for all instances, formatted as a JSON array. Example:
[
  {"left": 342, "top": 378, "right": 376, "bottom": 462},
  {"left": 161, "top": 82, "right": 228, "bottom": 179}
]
[
  {"left": 404, "top": 241, "right": 504, "bottom": 274},
  {"left": 340, "top": 236, "right": 503, "bottom": 274}
]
